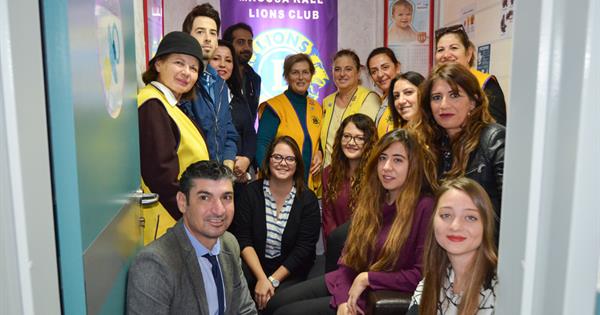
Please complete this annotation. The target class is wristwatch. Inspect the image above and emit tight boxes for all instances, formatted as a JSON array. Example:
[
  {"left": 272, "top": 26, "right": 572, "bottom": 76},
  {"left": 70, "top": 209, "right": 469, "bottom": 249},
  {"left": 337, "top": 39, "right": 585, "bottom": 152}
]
[{"left": 268, "top": 276, "right": 280, "bottom": 288}]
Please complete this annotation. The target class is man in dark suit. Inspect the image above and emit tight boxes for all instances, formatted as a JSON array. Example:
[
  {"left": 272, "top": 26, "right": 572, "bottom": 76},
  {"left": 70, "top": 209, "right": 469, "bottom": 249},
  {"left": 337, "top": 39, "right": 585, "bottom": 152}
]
[{"left": 127, "top": 161, "right": 257, "bottom": 315}]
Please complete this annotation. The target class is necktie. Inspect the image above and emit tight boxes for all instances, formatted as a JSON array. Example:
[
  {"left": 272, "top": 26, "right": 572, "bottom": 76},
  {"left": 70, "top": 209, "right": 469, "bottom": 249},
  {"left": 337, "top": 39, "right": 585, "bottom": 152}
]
[{"left": 203, "top": 254, "right": 224, "bottom": 315}]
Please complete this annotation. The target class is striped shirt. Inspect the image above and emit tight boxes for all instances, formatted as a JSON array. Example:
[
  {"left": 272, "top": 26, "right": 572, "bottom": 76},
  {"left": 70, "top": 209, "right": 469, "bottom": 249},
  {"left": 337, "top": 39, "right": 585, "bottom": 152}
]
[{"left": 263, "top": 180, "right": 296, "bottom": 259}]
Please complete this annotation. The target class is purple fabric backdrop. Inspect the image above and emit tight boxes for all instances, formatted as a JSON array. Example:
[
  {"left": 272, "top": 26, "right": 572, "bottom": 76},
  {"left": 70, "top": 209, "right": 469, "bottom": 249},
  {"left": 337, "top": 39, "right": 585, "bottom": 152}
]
[{"left": 220, "top": 0, "right": 338, "bottom": 103}]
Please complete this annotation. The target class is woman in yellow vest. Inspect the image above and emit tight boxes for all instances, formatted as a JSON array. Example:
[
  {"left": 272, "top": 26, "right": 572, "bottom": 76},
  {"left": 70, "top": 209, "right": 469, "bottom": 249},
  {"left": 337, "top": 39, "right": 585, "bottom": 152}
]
[
  {"left": 321, "top": 49, "right": 380, "bottom": 168},
  {"left": 366, "top": 47, "right": 402, "bottom": 137},
  {"left": 256, "top": 53, "right": 323, "bottom": 192},
  {"left": 434, "top": 24, "right": 507, "bottom": 126},
  {"left": 138, "top": 31, "right": 209, "bottom": 244}
]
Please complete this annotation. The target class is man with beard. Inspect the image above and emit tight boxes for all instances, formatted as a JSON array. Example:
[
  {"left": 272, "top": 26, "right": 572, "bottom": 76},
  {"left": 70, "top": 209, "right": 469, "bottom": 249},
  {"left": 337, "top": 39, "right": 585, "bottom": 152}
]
[{"left": 224, "top": 23, "right": 262, "bottom": 121}]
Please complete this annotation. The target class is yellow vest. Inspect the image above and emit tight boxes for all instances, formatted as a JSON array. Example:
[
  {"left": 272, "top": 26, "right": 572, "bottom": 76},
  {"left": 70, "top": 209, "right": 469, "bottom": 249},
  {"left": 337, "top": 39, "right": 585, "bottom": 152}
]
[
  {"left": 258, "top": 93, "right": 322, "bottom": 192},
  {"left": 470, "top": 68, "right": 493, "bottom": 89},
  {"left": 320, "top": 86, "right": 376, "bottom": 154},
  {"left": 377, "top": 106, "right": 394, "bottom": 137},
  {"left": 138, "top": 84, "right": 209, "bottom": 244}
]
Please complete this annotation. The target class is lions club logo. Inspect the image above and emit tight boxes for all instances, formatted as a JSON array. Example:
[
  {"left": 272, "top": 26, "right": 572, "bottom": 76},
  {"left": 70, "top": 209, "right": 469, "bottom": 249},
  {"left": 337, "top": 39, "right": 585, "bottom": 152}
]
[{"left": 250, "top": 28, "right": 329, "bottom": 102}]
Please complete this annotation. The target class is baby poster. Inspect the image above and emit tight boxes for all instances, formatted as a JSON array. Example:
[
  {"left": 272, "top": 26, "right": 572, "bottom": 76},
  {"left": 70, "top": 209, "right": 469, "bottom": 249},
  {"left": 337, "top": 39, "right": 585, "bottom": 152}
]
[{"left": 385, "top": 0, "right": 432, "bottom": 76}]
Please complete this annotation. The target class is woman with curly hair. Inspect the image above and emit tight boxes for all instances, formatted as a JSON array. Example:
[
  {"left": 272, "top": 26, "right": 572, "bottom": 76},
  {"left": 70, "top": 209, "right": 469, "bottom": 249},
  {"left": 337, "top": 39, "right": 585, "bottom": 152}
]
[
  {"left": 416, "top": 63, "right": 505, "bottom": 238},
  {"left": 407, "top": 177, "right": 498, "bottom": 314},
  {"left": 322, "top": 113, "right": 377, "bottom": 241},
  {"left": 264, "top": 128, "right": 434, "bottom": 315}
]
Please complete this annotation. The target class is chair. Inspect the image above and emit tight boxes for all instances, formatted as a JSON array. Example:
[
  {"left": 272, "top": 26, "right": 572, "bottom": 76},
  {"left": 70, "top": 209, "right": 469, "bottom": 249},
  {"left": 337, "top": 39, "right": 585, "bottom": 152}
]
[{"left": 366, "top": 290, "right": 412, "bottom": 315}]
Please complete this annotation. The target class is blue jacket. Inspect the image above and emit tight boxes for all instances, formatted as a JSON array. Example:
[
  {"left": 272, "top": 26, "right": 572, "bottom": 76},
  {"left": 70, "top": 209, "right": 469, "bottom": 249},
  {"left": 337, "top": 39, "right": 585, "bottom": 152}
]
[{"left": 180, "top": 65, "right": 239, "bottom": 162}]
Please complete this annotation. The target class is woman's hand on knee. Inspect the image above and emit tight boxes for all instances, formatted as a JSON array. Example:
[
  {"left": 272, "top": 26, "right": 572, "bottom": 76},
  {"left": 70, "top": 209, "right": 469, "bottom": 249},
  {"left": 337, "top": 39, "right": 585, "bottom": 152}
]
[
  {"left": 255, "top": 277, "right": 275, "bottom": 310},
  {"left": 346, "top": 272, "right": 369, "bottom": 315}
]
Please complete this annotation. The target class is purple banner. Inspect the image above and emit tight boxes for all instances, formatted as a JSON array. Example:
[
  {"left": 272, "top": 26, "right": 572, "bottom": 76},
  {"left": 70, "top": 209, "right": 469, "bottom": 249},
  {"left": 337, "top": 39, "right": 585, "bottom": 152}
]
[{"left": 221, "top": 0, "right": 337, "bottom": 103}]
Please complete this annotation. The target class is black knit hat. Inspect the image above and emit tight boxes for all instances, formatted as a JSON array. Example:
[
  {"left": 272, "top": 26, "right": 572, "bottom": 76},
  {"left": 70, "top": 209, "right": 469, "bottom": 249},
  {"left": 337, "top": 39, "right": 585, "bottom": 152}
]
[{"left": 149, "top": 31, "right": 204, "bottom": 67}]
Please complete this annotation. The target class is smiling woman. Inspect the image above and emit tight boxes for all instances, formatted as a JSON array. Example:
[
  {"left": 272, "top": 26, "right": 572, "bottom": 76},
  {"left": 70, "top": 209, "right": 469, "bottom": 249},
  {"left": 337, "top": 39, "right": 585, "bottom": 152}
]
[
  {"left": 366, "top": 47, "right": 402, "bottom": 137},
  {"left": 415, "top": 63, "right": 505, "bottom": 233},
  {"left": 263, "top": 129, "right": 434, "bottom": 315},
  {"left": 407, "top": 177, "right": 498, "bottom": 315},
  {"left": 320, "top": 49, "right": 381, "bottom": 168},
  {"left": 234, "top": 136, "right": 320, "bottom": 311},
  {"left": 256, "top": 53, "right": 323, "bottom": 193},
  {"left": 137, "top": 31, "right": 210, "bottom": 244}
]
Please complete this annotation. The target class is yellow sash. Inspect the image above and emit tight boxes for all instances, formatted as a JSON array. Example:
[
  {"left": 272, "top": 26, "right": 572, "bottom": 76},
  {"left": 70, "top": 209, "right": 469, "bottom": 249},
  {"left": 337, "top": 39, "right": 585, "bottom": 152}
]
[
  {"left": 138, "top": 84, "right": 209, "bottom": 244},
  {"left": 258, "top": 93, "right": 322, "bottom": 193},
  {"left": 470, "top": 68, "right": 493, "bottom": 89},
  {"left": 320, "top": 86, "right": 375, "bottom": 152},
  {"left": 377, "top": 106, "right": 394, "bottom": 137}
]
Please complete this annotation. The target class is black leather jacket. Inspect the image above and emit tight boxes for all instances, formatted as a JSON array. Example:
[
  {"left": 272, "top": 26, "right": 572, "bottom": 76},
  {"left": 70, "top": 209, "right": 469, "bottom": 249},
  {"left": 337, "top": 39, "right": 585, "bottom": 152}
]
[{"left": 440, "top": 123, "right": 506, "bottom": 218}]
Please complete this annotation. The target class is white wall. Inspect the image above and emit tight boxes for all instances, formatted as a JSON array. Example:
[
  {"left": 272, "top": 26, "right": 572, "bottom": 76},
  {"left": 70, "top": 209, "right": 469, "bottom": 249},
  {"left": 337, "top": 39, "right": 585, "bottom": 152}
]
[{"left": 439, "top": 0, "right": 513, "bottom": 105}]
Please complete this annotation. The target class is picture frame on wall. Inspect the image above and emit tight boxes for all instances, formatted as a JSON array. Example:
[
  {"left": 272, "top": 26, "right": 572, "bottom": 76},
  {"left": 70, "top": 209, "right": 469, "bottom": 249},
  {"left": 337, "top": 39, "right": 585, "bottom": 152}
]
[{"left": 384, "top": 0, "right": 434, "bottom": 76}]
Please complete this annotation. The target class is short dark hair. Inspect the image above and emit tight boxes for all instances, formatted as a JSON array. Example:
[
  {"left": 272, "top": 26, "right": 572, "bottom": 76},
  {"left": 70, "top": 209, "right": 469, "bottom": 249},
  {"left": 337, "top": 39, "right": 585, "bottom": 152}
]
[
  {"left": 366, "top": 47, "right": 400, "bottom": 70},
  {"left": 282, "top": 53, "right": 315, "bottom": 79},
  {"left": 182, "top": 3, "right": 221, "bottom": 33},
  {"left": 223, "top": 22, "right": 254, "bottom": 43},
  {"left": 259, "top": 136, "right": 306, "bottom": 194},
  {"left": 179, "top": 160, "right": 235, "bottom": 199}
]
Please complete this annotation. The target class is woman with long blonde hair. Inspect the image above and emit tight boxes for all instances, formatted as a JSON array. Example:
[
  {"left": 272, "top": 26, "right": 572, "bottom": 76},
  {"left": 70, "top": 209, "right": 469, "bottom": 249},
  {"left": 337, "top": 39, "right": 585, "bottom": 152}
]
[
  {"left": 407, "top": 177, "right": 498, "bottom": 314},
  {"left": 264, "top": 129, "right": 434, "bottom": 315}
]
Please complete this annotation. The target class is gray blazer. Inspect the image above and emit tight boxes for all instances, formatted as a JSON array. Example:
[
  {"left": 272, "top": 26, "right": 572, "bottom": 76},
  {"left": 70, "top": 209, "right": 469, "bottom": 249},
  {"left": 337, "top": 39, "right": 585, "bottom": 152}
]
[{"left": 127, "top": 221, "right": 257, "bottom": 315}]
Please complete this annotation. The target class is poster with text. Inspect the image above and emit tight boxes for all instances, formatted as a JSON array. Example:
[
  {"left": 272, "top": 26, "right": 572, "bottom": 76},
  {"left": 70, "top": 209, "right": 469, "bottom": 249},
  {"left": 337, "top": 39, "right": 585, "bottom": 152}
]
[
  {"left": 221, "top": 0, "right": 337, "bottom": 103},
  {"left": 385, "top": 0, "right": 432, "bottom": 76}
]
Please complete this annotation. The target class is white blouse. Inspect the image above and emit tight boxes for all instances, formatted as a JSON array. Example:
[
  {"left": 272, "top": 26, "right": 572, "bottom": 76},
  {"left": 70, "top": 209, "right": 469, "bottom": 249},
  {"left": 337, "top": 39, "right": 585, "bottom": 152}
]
[{"left": 408, "top": 266, "right": 497, "bottom": 314}]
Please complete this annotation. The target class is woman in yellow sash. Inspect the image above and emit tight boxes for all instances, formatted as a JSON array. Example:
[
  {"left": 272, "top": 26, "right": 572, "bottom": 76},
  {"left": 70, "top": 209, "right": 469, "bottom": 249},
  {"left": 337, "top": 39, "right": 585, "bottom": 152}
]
[
  {"left": 366, "top": 47, "right": 402, "bottom": 137},
  {"left": 321, "top": 49, "right": 380, "bottom": 167},
  {"left": 256, "top": 53, "right": 323, "bottom": 192},
  {"left": 434, "top": 24, "right": 507, "bottom": 126},
  {"left": 138, "top": 32, "right": 209, "bottom": 244}
]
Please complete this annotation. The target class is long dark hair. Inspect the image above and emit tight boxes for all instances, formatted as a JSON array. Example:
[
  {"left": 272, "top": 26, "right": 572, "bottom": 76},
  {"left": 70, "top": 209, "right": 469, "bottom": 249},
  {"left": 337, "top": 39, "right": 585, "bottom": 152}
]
[
  {"left": 324, "top": 114, "right": 378, "bottom": 210},
  {"left": 416, "top": 63, "right": 493, "bottom": 190},
  {"left": 259, "top": 136, "right": 306, "bottom": 195},
  {"left": 388, "top": 71, "right": 425, "bottom": 128},
  {"left": 217, "top": 40, "right": 244, "bottom": 99},
  {"left": 342, "top": 128, "right": 425, "bottom": 271}
]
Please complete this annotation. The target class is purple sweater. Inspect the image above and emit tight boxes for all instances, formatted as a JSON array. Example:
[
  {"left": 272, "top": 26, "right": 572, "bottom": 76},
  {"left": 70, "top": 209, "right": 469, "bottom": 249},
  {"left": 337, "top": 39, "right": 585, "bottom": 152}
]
[
  {"left": 324, "top": 195, "right": 434, "bottom": 310},
  {"left": 322, "top": 166, "right": 352, "bottom": 240}
]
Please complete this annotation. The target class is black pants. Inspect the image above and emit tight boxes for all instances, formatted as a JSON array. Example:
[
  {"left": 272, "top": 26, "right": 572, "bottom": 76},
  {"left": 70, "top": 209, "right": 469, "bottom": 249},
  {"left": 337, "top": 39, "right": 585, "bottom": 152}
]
[
  {"left": 325, "top": 222, "right": 350, "bottom": 272},
  {"left": 263, "top": 275, "right": 336, "bottom": 315}
]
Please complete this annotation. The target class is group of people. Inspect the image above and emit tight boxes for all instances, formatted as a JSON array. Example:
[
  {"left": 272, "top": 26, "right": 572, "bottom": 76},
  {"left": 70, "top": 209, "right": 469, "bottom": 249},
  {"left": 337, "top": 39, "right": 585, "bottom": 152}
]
[{"left": 128, "top": 2, "right": 507, "bottom": 315}]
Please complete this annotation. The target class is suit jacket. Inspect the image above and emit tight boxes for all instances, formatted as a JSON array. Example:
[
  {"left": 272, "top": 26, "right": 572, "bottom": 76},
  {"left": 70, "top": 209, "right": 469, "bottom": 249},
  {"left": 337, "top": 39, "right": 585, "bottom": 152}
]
[
  {"left": 127, "top": 221, "right": 257, "bottom": 315},
  {"left": 235, "top": 180, "right": 321, "bottom": 276}
]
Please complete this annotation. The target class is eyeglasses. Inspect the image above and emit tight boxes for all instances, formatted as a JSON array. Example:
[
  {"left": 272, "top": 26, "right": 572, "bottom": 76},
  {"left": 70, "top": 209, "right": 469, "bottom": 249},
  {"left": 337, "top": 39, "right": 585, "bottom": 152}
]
[
  {"left": 434, "top": 24, "right": 467, "bottom": 41},
  {"left": 270, "top": 154, "right": 297, "bottom": 164},
  {"left": 341, "top": 133, "right": 366, "bottom": 145}
]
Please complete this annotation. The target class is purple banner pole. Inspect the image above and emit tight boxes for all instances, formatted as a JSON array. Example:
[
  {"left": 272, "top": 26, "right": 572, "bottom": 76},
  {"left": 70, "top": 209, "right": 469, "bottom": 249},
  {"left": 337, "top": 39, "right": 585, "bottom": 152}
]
[{"left": 220, "top": 0, "right": 338, "bottom": 103}]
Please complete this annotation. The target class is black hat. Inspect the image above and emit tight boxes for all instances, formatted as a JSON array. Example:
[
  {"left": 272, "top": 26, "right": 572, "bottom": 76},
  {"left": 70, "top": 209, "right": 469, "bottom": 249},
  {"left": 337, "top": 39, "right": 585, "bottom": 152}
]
[{"left": 149, "top": 31, "right": 204, "bottom": 67}]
